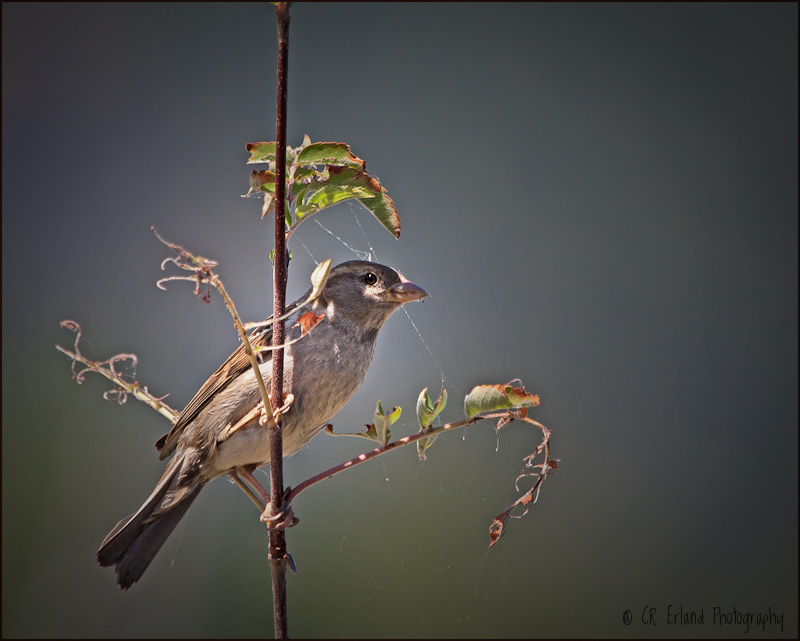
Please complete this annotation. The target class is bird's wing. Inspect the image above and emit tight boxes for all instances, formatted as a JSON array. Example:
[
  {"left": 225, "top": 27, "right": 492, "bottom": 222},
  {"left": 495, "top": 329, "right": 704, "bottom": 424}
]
[{"left": 155, "top": 322, "right": 275, "bottom": 460}]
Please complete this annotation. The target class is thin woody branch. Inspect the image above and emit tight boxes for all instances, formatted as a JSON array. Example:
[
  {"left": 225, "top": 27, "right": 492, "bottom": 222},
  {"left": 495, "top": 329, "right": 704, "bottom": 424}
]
[
  {"left": 56, "top": 321, "right": 178, "bottom": 423},
  {"left": 151, "top": 227, "right": 275, "bottom": 425},
  {"left": 287, "top": 416, "right": 482, "bottom": 502}
]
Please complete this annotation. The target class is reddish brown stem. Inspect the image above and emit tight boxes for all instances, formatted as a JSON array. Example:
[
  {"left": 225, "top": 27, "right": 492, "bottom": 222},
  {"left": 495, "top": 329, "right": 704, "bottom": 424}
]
[
  {"left": 285, "top": 416, "right": 482, "bottom": 505},
  {"left": 270, "top": 2, "right": 291, "bottom": 639}
]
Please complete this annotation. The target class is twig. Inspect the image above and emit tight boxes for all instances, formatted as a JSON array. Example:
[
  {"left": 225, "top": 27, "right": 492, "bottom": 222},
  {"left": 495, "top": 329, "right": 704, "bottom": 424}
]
[
  {"left": 55, "top": 321, "right": 178, "bottom": 423},
  {"left": 287, "top": 416, "right": 484, "bottom": 504},
  {"left": 284, "top": 410, "right": 556, "bottom": 549},
  {"left": 152, "top": 227, "right": 276, "bottom": 426},
  {"left": 489, "top": 415, "right": 558, "bottom": 547}
]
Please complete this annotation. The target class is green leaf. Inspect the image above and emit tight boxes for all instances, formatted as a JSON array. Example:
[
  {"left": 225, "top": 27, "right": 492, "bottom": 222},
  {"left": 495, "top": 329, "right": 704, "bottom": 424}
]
[
  {"left": 246, "top": 142, "right": 276, "bottom": 164},
  {"left": 324, "top": 166, "right": 401, "bottom": 238},
  {"left": 357, "top": 189, "right": 401, "bottom": 239},
  {"left": 269, "top": 248, "right": 293, "bottom": 263},
  {"left": 258, "top": 193, "right": 290, "bottom": 225},
  {"left": 314, "top": 165, "right": 360, "bottom": 187},
  {"left": 249, "top": 170, "right": 291, "bottom": 224},
  {"left": 417, "top": 434, "right": 437, "bottom": 461},
  {"left": 262, "top": 192, "right": 275, "bottom": 219},
  {"left": 285, "top": 144, "right": 298, "bottom": 167},
  {"left": 289, "top": 166, "right": 318, "bottom": 199},
  {"left": 251, "top": 170, "right": 276, "bottom": 193},
  {"left": 373, "top": 400, "right": 401, "bottom": 447},
  {"left": 295, "top": 142, "right": 366, "bottom": 170},
  {"left": 245, "top": 141, "right": 294, "bottom": 168},
  {"left": 416, "top": 387, "right": 447, "bottom": 429},
  {"left": 416, "top": 387, "right": 447, "bottom": 461},
  {"left": 245, "top": 139, "right": 400, "bottom": 239},
  {"left": 295, "top": 184, "right": 373, "bottom": 220},
  {"left": 463, "top": 382, "right": 540, "bottom": 419}
]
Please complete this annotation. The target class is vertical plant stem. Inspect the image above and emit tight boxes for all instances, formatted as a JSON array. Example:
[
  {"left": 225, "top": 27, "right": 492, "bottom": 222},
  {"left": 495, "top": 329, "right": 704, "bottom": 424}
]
[{"left": 270, "top": 2, "right": 291, "bottom": 638}]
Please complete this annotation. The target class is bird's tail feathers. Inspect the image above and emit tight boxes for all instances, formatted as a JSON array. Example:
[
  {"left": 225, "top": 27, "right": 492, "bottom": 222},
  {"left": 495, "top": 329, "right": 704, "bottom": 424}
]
[{"left": 96, "top": 453, "right": 202, "bottom": 590}]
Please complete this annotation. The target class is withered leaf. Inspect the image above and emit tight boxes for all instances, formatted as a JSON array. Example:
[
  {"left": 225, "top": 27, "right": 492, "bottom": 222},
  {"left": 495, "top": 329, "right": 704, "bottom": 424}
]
[
  {"left": 294, "top": 311, "right": 323, "bottom": 335},
  {"left": 294, "top": 142, "right": 366, "bottom": 170},
  {"left": 464, "top": 381, "right": 540, "bottom": 419}
]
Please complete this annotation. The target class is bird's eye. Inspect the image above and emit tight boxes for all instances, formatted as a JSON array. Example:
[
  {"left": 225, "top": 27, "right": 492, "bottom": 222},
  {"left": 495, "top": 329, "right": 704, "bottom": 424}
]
[{"left": 363, "top": 272, "right": 378, "bottom": 285}]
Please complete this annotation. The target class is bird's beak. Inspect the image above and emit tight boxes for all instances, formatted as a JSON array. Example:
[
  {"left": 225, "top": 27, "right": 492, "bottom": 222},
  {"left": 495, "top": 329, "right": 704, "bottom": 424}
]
[{"left": 387, "top": 280, "right": 428, "bottom": 303}]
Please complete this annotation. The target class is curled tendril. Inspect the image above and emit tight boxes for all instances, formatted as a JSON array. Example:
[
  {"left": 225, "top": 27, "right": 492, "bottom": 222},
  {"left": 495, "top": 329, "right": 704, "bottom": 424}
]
[
  {"left": 57, "top": 321, "right": 178, "bottom": 421},
  {"left": 103, "top": 388, "right": 128, "bottom": 405},
  {"left": 59, "top": 321, "right": 140, "bottom": 386},
  {"left": 153, "top": 229, "right": 217, "bottom": 304},
  {"left": 59, "top": 320, "right": 84, "bottom": 379}
]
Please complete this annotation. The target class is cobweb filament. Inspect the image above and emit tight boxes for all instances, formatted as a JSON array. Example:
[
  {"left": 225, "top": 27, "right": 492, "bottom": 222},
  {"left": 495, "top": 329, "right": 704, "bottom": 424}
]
[
  {"left": 351, "top": 206, "right": 459, "bottom": 397},
  {"left": 351, "top": 209, "right": 378, "bottom": 262},
  {"left": 402, "top": 306, "right": 463, "bottom": 399},
  {"left": 308, "top": 205, "right": 461, "bottom": 400},
  {"left": 314, "top": 218, "right": 373, "bottom": 261},
  {"left": 293, "top": 232, "right": 318, "bottom": 265}
]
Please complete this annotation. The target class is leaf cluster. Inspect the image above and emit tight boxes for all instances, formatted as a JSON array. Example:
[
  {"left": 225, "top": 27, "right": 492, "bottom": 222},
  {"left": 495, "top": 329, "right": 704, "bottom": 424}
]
[{"left": 244, "top": 136, "right": 401, "bottom": 239}]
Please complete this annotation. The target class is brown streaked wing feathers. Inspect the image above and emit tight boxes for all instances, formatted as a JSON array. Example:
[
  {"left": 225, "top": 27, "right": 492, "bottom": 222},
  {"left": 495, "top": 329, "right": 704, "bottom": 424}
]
[{"left": 154, "top": 323, "right": 274, "bottom": 460}]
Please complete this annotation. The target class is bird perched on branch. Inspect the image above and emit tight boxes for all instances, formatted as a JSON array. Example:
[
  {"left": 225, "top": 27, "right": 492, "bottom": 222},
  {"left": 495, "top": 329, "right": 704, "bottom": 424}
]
[{"left": 97, "top": 260, "right": 427, "bottom": 589}]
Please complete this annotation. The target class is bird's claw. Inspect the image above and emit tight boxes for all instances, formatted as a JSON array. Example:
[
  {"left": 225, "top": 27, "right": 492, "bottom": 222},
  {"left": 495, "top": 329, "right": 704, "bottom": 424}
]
[
  {"left": 260, "top": 393, "right": 295, "bottom": 426},
  {"left": 260, "top": 503, "right": 299, "bottom": 530},
  {"left": 259, "top": 488, "right": 298, "bottom": 529}
]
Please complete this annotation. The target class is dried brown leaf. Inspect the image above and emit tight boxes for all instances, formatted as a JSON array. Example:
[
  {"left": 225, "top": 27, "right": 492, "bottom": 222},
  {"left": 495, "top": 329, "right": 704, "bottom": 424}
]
[{"left": 294, "top": 311, "right": 323, "bottom": 335}]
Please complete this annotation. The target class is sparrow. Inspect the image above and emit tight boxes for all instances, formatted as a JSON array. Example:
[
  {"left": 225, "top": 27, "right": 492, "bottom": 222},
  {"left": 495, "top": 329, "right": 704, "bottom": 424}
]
[{"left": 96, "top": 260, "right": 427, "bottom": 589}]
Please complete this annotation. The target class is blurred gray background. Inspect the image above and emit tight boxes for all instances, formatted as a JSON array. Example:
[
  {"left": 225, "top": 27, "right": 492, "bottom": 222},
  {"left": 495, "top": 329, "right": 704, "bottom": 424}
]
[{"left": 2, "top": 2, "right": 797, "bottom": 638}]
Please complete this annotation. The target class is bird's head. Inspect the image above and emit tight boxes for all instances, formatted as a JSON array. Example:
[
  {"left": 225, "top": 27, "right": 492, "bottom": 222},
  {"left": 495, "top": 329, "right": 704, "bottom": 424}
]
[{"left": 318, "top": 260, "right": 428, "bottom": 333}]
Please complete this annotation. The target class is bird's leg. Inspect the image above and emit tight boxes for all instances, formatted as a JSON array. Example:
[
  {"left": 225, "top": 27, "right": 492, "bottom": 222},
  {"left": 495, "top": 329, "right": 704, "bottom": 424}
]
[
  {"left": 233, "top": 465, "right": 298, "bottom": 530},
  {"left": 230, "top": 465, "right": 271, "bottom": 512},
  {"left": 218, "top": 403, "right": 263, "bottom": 443},
  {"left": 238, "top": 465, "right": 272, "bottom": 505},
  {"left": 230, "top": 474, "right": 265, "bottom": 511},
  {"left": 231, "top": 465, "right": 297, "bottom": 529}
]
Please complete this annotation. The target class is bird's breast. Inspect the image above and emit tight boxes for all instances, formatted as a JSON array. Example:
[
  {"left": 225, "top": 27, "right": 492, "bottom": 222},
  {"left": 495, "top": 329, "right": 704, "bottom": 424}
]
[
  {"left": 209, "top": 320, "right": 377, "bottom": 474},
  {"left": 284, "top": 323, "right": 376, "bottom": 449}
]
